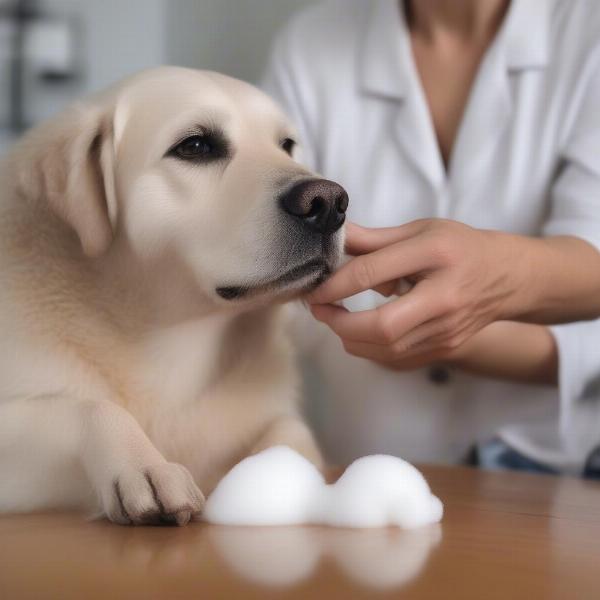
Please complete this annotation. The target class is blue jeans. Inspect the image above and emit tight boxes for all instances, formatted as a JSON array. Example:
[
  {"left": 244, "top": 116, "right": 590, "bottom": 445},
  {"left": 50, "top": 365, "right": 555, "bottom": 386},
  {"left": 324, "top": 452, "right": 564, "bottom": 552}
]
[
  {"left": 475, "top": 439, "right": 600, "bottom": 479},
  {"left": 475, "top": 439, "right": 558, "bottom": 475}
]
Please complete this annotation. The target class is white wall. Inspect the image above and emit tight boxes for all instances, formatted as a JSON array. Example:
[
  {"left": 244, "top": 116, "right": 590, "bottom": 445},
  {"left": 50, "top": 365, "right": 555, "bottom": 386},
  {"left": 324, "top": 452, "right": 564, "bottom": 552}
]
[
  {"left": 1, "top": 0, "right": 314, "bottom": 152},
  {"left": 31, "top": 0, "right": 166, "bottom": 121},
  {"left": 165, "top": 0, "right": 315, "bottom": 84}
]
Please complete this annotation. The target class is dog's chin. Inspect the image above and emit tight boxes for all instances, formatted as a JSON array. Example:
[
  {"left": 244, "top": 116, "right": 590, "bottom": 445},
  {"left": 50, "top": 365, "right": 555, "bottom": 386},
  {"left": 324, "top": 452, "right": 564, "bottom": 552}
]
[{"left": 215, "top": 258, "right": 333, "bottom": 304}]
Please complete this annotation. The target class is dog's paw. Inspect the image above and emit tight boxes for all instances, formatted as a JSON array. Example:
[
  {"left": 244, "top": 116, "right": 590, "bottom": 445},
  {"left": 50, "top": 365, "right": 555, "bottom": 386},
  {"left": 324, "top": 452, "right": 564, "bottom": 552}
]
[{"left": 104, "top": 462, "right": 205, "bottom": 526}]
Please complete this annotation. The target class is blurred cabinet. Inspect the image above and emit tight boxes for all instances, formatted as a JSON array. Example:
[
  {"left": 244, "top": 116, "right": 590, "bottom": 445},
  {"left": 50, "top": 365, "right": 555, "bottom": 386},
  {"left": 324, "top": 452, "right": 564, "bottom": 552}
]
[{"left": 0, "top": 0, "right": 165, "bottom": 152}]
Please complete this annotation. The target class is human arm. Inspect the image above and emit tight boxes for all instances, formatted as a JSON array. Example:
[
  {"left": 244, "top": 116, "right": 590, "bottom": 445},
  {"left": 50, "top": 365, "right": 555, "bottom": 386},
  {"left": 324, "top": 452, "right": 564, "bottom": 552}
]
[
  {"left": 447, "top": 321, "right": 558, "bottom": 386},
  {"left": 308, "top": 221, "right": 600, "bottom": 380}
]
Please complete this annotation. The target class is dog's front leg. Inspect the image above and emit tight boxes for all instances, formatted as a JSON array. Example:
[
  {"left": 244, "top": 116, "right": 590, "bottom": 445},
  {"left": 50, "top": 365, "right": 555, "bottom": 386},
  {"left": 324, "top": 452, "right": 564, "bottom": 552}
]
[
  {"left": 81, "top": 399, "right": 205, "bottom": 525},
  {"left": 251, "top": 415, "right": 324, "bottom": 471},
  {"left": 0, "top": 396, "right": 204, "bottom": 525}
]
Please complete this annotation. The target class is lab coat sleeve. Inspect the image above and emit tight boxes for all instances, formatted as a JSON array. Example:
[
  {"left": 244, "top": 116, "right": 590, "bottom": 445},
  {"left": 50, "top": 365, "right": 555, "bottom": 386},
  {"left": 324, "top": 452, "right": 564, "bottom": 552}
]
[
  {"left": 543, "top": 48, "right": 600, "bottom": 248},
  {"left": 543, "top": 48, "right": 600, "bottom": 468},
  {"left": 260, "top": 20, "right": 319, "bottom": 172}
]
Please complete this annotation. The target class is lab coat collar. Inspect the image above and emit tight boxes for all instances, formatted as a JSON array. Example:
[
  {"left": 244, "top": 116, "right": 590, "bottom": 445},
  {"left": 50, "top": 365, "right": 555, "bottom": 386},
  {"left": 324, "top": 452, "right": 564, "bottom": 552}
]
[
  {"left": 504, "top": 0, "right": 551, "bottom": 70},
  {"left": 359, "top": 0, "right": 410, "bottom": 100},
  {"left": 359, "top": 0, "right": 552, "bottom": 100}
]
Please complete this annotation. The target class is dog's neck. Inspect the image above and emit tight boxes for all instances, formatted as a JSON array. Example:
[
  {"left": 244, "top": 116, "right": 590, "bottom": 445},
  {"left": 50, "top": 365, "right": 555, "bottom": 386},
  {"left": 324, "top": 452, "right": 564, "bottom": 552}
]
[
  {"left": 88, "top": 233, "right": 215, "bottom": 330},
  {"left": 3, "top": 198, "right": 285, "bottom": 408}
]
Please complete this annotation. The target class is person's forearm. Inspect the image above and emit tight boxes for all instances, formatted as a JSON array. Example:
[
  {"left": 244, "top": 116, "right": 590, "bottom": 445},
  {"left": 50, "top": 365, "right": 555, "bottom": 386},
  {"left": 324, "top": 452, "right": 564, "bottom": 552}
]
[
  {"left": 500, "top": 234, "right": 600, "bottom": 324},
  {"left": 449, "top": 321, "right": 558, "bottom": 386}
]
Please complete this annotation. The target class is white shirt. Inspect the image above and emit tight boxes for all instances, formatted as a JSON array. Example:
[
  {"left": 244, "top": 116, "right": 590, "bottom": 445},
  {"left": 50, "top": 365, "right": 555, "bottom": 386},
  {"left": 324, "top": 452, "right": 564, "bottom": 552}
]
[{"left": 262, "top": 0, "right": 600, "bottom": 473}]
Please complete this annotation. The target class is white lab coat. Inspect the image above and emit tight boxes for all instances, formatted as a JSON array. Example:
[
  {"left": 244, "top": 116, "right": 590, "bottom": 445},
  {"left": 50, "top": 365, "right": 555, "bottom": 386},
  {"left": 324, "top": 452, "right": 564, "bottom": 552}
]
[{"left": 262, "top": 0, "right": 600, "bottom": 473}]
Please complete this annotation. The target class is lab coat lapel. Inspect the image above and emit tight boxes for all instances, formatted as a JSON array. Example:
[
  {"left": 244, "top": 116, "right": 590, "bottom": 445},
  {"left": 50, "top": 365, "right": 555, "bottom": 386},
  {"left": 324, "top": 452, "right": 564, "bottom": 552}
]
[
  {"left": 446, "top": 40, "right": 512, "bottom": 197},
  {"left": 359, "top": 0, "right": 552, "bottom": 202},
  {"left": 448, "top": 0, "right": 551, "bottom": 199},
  {"left": 359, "top": 0, "right": 445, "bottom": 194},
  {"left": 393, "top": 35, "right": 447, "bottom": 194}
]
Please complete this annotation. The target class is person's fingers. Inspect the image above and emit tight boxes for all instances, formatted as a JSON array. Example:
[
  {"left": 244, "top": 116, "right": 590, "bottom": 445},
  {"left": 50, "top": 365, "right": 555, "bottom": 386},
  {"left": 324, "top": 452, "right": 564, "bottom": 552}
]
[
  {"left": 310, "top": 280, "right": 440, "bottom": 344},
  {"left": 342, "top": 339, "right": 397, "bottom": 362},
  {"left": 307, "top": 236, "right": 434, "bottom": 305},
  {"left": 342, "top": 319, "right": 448, "bottom": 360},
  {"left": 310, "top": 304, "right": 383, "bottom": 343},
  {"left": 373, "top": 281, "right": 397, "bottom": 297},
  {"left": 393, "top": 316, "right": 454, "bottom": 352},
  {"left": 373, "top": 278, "right": 414, "bottom": 297},
  {"left": 342, "top": 339, "right": 446, "bottom": 369},
  {"left": 345, "top": 221, "right": 427, "bottom": 256}
]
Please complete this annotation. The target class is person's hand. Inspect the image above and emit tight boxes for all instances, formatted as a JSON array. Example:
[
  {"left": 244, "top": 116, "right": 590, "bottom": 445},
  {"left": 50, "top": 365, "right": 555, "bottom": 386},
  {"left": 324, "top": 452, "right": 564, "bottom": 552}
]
[{"left": 307, "top": 219, "right": 531, "bottom": 369}]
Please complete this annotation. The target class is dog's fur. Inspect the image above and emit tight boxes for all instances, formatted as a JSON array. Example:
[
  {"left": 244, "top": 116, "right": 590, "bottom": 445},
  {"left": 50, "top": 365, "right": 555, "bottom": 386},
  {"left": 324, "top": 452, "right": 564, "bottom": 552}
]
[{"left": 0, "top": 67, "right": 344, "bottom": 525}]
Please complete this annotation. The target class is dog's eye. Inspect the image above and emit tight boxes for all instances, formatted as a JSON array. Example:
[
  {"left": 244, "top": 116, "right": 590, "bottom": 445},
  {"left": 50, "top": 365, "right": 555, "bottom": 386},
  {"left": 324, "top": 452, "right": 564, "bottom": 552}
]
[
  {"left": 169, "top": 133, "right": 228, "bottom": 162},
  {"left": 281, "top": 138, "right": 296, "bottom": 156}
]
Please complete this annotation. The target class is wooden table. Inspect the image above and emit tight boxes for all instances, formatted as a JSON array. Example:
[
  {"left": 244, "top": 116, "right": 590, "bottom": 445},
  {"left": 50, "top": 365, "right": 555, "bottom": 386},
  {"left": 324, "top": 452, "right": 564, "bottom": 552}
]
[{"left": 1, "top": 464, "right": 599, "bottom": 599}]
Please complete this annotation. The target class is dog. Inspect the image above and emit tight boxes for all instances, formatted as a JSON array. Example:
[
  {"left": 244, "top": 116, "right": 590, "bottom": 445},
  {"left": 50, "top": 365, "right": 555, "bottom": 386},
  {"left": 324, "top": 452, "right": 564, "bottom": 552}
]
[{"left": 0, "top": 67, "right": 347, "bottom": 526}]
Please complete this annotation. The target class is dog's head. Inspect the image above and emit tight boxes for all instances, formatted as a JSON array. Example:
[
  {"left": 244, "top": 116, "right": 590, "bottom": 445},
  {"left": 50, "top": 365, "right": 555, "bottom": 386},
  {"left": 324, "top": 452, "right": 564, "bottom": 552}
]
[{"left": 15, "top": 67, "right": 347, "bottom": 309}]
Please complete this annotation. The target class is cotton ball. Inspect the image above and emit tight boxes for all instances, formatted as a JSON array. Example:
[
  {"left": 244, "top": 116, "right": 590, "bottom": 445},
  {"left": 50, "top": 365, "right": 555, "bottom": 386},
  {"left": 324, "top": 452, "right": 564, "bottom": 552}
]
[
  {"left": 204, "top": 447, "right": 443, "bottom": 530},
  {"left": 320, "top": 455, "right": 443, "bottom": 529},
  {"left": 203, "top": 445, "right": 325, "bottom": 525}
]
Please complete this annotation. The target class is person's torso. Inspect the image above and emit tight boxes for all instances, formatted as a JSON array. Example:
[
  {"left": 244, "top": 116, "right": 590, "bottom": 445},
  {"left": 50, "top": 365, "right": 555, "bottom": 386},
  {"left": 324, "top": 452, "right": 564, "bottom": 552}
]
[{"left": 279, "top": 0, "right": 600, "bottom": 465}]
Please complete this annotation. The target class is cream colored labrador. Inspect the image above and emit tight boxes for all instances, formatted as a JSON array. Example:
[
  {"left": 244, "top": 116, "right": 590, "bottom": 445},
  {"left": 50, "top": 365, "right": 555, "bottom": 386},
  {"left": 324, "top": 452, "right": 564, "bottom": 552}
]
[{"left": 0, "top": 67, "right": 347, "bottom": 525}]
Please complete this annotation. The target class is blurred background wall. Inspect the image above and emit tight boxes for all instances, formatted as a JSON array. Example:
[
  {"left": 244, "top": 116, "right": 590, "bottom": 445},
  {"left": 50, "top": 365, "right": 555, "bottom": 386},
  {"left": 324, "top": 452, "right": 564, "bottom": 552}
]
[
  {"left": 166, "top": 0, "right": 308, "bottom": 81},
  {"left": 0, "top": 0, "right": 314, "bottom": 153}
]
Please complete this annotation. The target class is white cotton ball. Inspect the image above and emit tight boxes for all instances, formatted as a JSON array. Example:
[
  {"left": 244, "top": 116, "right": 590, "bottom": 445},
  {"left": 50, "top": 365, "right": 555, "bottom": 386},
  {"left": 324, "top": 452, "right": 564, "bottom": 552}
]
[
  {"left": 203, "top": 445, "right": 325, "bottom": 525},
  {"left": 320, "top": 455, "right": 443, "bottom": 529},
  {"left": 204, "top": 447, "right": 443, "bottom": 530}
]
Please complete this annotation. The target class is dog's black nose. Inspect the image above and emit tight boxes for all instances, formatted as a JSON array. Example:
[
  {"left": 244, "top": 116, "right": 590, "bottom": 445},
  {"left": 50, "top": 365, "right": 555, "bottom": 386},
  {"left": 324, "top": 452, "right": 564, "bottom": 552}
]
[{"left": 280, "top": 179, "right": 348, "bottom": 234}]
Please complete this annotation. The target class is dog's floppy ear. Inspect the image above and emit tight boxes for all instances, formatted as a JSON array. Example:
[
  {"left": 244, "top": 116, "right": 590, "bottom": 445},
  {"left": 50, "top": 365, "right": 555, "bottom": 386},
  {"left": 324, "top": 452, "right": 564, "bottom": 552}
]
[{"left": 16, "top": 102, "right": 116, "bottom": 258}]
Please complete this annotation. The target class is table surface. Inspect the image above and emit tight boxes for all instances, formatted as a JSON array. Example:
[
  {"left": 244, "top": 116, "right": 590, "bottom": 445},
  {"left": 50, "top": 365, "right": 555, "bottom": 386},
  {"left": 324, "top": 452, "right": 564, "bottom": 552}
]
[{"left": 1, "top": 464, "right": 599, "bottom": 600}]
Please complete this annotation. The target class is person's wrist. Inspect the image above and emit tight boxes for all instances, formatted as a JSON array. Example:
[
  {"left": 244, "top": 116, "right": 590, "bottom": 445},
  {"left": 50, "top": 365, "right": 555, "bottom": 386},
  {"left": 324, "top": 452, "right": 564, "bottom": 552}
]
[
  {"left": 485, "top": 230, "right": 541, "bottom": 321},
  {"left": 443, "top": 330, "right": 478, "bottom": 369}
]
